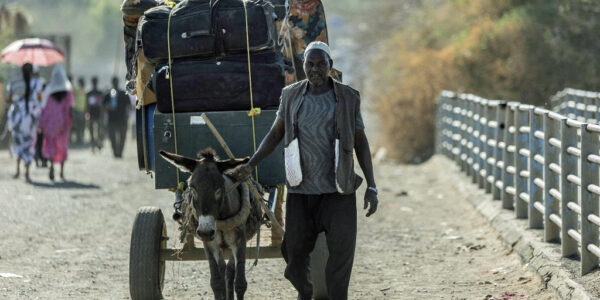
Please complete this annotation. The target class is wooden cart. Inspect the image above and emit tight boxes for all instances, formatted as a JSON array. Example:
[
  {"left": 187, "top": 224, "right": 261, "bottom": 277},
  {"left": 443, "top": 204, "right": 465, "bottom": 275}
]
[{"left": 129, "top": 109, "right": 329, "bottom": 299}]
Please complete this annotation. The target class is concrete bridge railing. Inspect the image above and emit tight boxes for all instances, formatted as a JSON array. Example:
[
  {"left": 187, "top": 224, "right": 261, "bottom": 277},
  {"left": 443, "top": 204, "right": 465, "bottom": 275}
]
[{"left": 435, "top": 90, "right": 600, "bottom": 276}]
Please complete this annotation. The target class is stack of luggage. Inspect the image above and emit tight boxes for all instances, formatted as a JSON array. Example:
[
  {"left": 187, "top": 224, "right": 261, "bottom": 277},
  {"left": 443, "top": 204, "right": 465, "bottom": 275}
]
[{"left": 121, "top": 0, "right": 286, "bottom": 113}]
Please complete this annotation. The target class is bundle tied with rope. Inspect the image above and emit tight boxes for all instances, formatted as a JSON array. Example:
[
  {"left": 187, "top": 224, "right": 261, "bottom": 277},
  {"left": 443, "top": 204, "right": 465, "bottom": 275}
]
[{"left": 165, "top": 0, "right": 286, "bottom": 262}]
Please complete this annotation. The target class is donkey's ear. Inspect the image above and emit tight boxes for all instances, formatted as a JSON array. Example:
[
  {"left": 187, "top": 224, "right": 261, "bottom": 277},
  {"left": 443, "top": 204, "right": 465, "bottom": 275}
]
[
  {"left": 216, "top": 157, "right": 250, "bottom": 173},
  {"left": 159, "top": 150, "right": 198, "bottom": 173}
]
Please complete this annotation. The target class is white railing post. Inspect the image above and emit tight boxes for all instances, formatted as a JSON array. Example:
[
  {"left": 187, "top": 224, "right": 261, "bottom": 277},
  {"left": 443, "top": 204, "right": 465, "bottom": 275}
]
[
  {"left": 502, "top": 103, "right": 517, "bottom": 209},
  {"left": 442, "top": 95, "right": 454, "bottom": 158},
  {"left": 484, "top": 102, "right": 497, "bottom": 193},
  {"left": 451, "top": 98, "right": 461, "bottom": 163},
  {"left": 528, "top": 108, "right": 545, "bottom": 229},
  {"left": 578, "top": 93, "right": 585, "bottom": 120},
  {"left": 467, "top": 97, "right": 476, "bottom": 179},
  {"left": 438, "top": 99, "right": 446, "bottom": 156},
  {"left": 459, "top": 96, "right": 469, "bottom": 172},
  {"left": 567, "top": 93, "right": 576, "bottom": 120},
  {"left": 472, "top": 98, "right": 483, "bottom": 184},
  {"left": 544, "top": 112, "right": 562, "bottom": 243},
  {"left": 560, "top": 118, "right": 580, "bottom": 257},
  {"left": 594, "top": 93, "right": 600, "bottom": 124},
  {"left": 476, "top": 99, "right": 487, "bottom": 189},
  {"left": 558, "top": 92, "right": 567, "bottom": 115},
  {"left": 515, "top": 105, "right": 531, "bottom": 219},
  {"left": 584, "top": 96, "right": 594, "bottom": 123},
  {"left": 493, "top": 102, "right": 507, "bottom": 201},
  {"left": 580, "top": 124, "right": 599, "bottom": 275},
  {"left": 434, "top": 98, "right": 442, "bottom": 154}
]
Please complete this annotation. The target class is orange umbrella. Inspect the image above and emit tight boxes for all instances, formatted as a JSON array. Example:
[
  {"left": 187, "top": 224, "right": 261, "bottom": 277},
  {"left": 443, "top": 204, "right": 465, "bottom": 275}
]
[{"left": 1, "top": 38, "right": 65, "bottom": 66}]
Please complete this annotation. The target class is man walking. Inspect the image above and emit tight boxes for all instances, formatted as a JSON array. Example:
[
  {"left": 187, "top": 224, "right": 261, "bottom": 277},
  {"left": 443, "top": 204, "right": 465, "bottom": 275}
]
[
  {"left": 71, "top": 77, "right": 86, "bottom": 144},
  {"left": 85, "top": 76, "right": 104, "bottom": 152},
  {"left": 103, "top": 76, "right": 131, "bottom": 158},
  {"left": 230, "top": 41, "right": 378, "bottom": 300}
]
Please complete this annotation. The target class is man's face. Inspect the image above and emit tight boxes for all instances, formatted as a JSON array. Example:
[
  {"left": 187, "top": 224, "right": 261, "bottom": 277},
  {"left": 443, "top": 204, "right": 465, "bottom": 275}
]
[{"left": 303, "top": 50, "right": 332, "bottom": 87}]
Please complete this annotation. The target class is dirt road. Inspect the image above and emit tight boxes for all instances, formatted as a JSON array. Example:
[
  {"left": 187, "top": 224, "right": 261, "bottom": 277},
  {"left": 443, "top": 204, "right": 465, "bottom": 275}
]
[{"left": 0, "top": 141, "right": 555, "bottom": 299}]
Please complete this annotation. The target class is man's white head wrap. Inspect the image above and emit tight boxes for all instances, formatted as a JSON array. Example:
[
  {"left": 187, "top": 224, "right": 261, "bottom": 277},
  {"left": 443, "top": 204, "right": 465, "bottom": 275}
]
[{"left": 304, "top": 41, "right": 331, "bottom": 59}]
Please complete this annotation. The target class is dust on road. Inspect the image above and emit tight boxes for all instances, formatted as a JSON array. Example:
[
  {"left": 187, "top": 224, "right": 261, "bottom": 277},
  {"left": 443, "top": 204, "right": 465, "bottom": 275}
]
[{"left": 0, "top": 142, "right": 554, "bottom": 299}]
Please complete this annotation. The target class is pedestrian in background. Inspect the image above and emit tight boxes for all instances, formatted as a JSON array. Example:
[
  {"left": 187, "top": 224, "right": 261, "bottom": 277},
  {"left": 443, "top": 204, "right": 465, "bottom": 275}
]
[
  {"left": 7, "top": 63, "right": 43, "bottom": 181},
  {"left": 85, "top": 76, "right": 104, "bottom": 153},
  {"left": 32, "top": 65, "right": 48, "bottom": 168},
  {"left": 70, "top": 77, "right": 86, "bottom": 144},
  {"left": 40, "top": 65, "right": 73, "bottom": 181},
  {"left": 103, "top": 76, "right": 130, "bottom": 158}
]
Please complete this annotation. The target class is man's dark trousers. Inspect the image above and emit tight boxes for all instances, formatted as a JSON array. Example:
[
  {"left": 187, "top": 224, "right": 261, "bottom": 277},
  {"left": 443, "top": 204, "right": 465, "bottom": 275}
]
[
  {"left": 282, "top": 192, "right": 357, "bottom": 300},
  {"left": 107, "top": 119, "right": 128, "bottom": 157}
]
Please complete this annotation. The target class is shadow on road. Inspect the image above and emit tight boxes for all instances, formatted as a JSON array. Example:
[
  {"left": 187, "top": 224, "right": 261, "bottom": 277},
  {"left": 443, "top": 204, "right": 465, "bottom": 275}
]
[{"left": 29, "top": 180, "right": 100, "bottom": 189}]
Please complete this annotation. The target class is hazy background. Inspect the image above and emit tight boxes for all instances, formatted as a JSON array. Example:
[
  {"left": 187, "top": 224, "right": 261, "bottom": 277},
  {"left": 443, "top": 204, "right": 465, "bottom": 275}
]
[
  {"left": 1, "top": 0, "right": 125, "bottom": 89},
  {"left": 0, "top": 0, "right": 598, "bottom": 162}
]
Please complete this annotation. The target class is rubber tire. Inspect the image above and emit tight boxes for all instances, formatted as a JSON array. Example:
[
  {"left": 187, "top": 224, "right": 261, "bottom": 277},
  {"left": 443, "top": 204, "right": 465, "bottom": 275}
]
[
  {"left": 129, "top": 206, "right": 167, "bottom": 300},
  {"left": 310, "top": 232, "right": 329, "bottom": 300}
]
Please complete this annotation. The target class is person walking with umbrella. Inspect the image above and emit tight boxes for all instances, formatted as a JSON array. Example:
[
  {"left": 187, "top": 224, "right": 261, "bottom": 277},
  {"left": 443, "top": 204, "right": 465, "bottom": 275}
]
[
  {"left": 40, "top": 65, "right": 73, "bottom": 181},
  {"left": 6, "top": 63, "right": 43, "bottom": 181},
  {"left": 2, "top": 38, "right": 66, "bottom": 180}
]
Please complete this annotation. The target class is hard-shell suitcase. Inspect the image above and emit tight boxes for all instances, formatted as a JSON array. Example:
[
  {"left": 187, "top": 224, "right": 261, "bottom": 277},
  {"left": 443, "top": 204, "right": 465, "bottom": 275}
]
[
  {"left": 139, "top": 1, "right": 212, "bottom": 63},
  {"left": 213, "top": 0, "right": 276, "bottom": 53},
  {"left": 140, "top": 0, "right": 276, "bottom": 63},
  {"left": 151, "top": 51, "right": 285, "bottom": 113}
]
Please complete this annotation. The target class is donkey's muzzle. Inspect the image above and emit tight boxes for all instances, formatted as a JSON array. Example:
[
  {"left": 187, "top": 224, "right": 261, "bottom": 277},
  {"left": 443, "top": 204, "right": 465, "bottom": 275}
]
[{"left": 197, "top": 215, "right": 217, "bottom": 241}]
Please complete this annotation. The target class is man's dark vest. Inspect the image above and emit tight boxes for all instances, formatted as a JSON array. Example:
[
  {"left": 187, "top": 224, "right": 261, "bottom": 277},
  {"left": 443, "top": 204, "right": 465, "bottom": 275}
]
[{"left": 279, "top": 78, "right": 363, "bottom": 194}]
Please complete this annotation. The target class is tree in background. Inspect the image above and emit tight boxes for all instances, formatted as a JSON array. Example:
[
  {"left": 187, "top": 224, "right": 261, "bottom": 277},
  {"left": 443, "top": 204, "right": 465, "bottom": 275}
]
[
  {"left": 3, "top": 0, "right": 123, "bottom": 84},
  {"left": 368, "top": 0, "right": 600, "bottom": 163}
]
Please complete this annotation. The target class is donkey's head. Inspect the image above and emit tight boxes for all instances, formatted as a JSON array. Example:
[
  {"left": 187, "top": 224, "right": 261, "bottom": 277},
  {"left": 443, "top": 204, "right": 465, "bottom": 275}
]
[{"left": 159, "top": 148, "right": 249, "bottom": 240}]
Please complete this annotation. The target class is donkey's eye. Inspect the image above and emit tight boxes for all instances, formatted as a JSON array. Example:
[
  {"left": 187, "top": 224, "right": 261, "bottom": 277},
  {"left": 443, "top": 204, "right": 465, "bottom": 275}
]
[{"left": 214, "top": 189, "right": 223, "bottom": 199}]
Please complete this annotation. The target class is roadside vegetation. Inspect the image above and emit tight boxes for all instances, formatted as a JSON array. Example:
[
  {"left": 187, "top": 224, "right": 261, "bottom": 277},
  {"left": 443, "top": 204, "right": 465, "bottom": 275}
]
[{"left": 366, "top": 0, "right": 600, "bottom": 163}]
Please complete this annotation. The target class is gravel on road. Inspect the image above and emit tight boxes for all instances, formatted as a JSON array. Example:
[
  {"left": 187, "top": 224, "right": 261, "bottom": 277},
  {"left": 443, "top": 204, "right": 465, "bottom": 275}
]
[{"left": 0, "top": 143, "right": 555, "bottom": 299}]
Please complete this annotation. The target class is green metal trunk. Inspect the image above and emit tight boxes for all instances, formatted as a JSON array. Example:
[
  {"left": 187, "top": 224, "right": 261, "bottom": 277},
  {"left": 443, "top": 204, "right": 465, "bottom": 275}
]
[{"left": 153, "top": 110, "right": 284, "bottom": 189}]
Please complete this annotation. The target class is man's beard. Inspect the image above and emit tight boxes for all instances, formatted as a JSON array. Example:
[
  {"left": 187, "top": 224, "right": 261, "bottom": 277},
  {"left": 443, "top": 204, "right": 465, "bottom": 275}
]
[{"left": 308, "top": 74, "right": 327, "bottom": 86}]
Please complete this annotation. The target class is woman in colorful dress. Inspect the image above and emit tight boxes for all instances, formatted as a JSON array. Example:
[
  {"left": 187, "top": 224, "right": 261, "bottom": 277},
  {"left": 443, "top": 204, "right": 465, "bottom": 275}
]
[
  {"left": 7, "top": 63, "right": 43, "bottom": 181},
  {"left": 40, "top": 65, "right": 73, "bottom": 181}
]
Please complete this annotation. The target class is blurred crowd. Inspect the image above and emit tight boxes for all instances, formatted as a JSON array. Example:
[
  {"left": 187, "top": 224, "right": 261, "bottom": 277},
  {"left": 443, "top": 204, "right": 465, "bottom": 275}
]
[{"left": 3, "top": 64, "right": 133, "bottom": 182}]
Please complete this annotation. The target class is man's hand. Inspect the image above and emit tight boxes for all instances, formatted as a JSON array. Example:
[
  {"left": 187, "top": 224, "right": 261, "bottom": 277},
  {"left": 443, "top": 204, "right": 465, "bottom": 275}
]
[
  {"left": 363, "top": 189, "right": 378, "bottom": 217},
  {"left": 226, "top": 163, "right": 253, "bottom": 182}
]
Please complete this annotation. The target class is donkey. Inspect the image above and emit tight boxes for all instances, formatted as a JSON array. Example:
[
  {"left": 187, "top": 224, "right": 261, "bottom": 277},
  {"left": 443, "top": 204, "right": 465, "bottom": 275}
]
[{"left": 160, "top": 148, "right": 261, "bottom": 300}]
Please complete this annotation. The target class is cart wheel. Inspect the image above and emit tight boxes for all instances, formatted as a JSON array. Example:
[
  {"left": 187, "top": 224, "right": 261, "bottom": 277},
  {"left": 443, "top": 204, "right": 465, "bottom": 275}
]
[
  {"left": 129, "top": 206, "right": 167, "bottom": 300},
  {"left": 310, "top": 232, "right": 329, "bottom": 300}
]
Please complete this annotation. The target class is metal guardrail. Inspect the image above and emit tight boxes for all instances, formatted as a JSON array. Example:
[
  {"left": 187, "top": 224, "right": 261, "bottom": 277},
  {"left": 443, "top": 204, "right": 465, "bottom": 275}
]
[
  {"left": 435, "top": 90, "right": 600, "bottom": 276},
  {"left": 551, "top": 88, "right": 600, "bottom": 123}
]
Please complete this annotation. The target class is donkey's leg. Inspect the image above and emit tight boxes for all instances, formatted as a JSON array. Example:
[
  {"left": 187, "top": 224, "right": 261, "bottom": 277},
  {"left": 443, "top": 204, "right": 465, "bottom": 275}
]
[
  {"left": 233, "top": 234, "right": 248, "bottom": 300},
  {"left": 205, "top": 245, "right": 227, "bottom": 300},
  {"left": 225, "top": 259, "right": 235, "bottom": 300}
]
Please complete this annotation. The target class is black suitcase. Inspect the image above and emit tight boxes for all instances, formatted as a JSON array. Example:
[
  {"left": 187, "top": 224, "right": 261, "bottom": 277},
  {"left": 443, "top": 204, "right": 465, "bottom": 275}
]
[
  {"left": 214, "top": 0, "right": 276, "bottom": 53},
  {"left": 140, "top": 0, "right": 276, "bottom": 63},
  {"left": 152, "top": 51, "right": 285, "bottom": 113}
]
